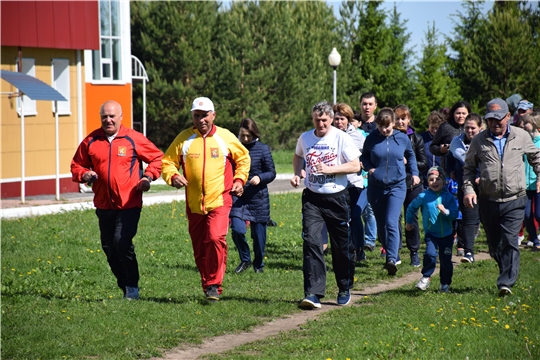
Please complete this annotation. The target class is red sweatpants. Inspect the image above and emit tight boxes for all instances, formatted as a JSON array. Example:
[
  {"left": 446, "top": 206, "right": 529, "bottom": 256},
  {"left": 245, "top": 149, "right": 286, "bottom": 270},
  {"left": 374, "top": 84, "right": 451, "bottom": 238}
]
[{"left": 187, "top": 203, "right": 231, "bottom": 294}]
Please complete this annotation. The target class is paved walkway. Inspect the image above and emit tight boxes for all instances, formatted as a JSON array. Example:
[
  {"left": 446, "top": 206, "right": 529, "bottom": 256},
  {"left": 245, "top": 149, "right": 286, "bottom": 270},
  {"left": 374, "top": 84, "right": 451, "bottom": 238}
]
[{"left": 1, "top": 175, "right": 299, "bottom": 219}]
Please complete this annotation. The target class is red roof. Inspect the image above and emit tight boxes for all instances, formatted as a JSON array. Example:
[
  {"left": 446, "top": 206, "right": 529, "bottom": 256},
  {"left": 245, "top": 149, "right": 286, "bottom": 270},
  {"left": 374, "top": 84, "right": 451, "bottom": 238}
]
[{"left": 1, "top": 1, "right": 99, "bottom": 50}]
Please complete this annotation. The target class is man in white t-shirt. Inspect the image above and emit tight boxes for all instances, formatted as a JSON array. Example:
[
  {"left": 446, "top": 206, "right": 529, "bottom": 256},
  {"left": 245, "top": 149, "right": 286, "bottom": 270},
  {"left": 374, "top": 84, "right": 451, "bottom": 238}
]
[{"left": 291, "top": 101, "right": 361, "bottom": 309}]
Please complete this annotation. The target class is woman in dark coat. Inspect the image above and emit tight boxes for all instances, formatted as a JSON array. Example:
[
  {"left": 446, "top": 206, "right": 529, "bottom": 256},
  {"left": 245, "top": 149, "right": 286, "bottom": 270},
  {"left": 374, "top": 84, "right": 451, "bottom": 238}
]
[
  {"left": 394, "top": 105, "right": 428, "bottom": 267},
  {"left": 429, "top": 101, "right": 471, "bottom": 171},
  {"left": 230, "top": 118, "right": 276, "bottom": 273}
]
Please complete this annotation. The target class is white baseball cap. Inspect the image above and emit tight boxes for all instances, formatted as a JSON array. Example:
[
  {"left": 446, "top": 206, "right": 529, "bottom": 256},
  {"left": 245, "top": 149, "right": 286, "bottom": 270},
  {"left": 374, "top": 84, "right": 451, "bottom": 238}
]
[{"left": 191, "top": 97, "right": 215, "bottom": 112}]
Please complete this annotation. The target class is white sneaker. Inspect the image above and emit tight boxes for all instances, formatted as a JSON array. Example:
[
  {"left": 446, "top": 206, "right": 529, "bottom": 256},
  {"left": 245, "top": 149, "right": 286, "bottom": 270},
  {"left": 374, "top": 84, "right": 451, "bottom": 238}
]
[
  {"left": 518, "top": 234, "right": 525, "bottom": 242},
  {"left": 415, "top": 277, "right": 431, "bottom": 291},
  {"left": 527, "top": 241, "right": 534, "bottom": 247}
]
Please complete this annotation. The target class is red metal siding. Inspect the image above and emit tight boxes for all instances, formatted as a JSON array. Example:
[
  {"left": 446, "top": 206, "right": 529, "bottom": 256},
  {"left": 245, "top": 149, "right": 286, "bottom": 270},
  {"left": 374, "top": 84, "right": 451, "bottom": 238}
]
[
  {"left": 1, "top": 1, "right": 99, "bottom": 50},
  {"left": 36, "top": 2, "right": 56, "bottom": 48}
]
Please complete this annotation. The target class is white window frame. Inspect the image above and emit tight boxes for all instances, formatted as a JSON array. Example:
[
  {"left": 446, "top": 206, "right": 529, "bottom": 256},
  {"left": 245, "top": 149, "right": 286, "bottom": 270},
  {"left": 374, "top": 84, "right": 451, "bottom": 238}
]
[
  {"left": 51, "top": 58, "right": 71, "bottom": 115},
  {"left": 92, "top": 0, "right": 122, "bottom": 82},
  {"left": 16, "top": 58, "right": 37, "bottom": 117}
]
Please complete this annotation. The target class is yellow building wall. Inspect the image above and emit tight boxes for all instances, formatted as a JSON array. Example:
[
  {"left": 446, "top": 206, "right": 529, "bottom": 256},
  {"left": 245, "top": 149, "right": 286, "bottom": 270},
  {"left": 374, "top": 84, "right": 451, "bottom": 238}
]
[{"left": 1, "top": 47, "right": 86, "bottom": 180}]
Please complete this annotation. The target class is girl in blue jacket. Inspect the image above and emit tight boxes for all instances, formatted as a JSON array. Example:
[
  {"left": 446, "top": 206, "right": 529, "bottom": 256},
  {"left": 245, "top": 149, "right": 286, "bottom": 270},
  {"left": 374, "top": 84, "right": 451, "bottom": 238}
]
[
  {"left": 360, "top": 108, "right": 420, "bottom": 275},
  {"left": 406, "top": 166, "right": 459, "bottom": 292}
]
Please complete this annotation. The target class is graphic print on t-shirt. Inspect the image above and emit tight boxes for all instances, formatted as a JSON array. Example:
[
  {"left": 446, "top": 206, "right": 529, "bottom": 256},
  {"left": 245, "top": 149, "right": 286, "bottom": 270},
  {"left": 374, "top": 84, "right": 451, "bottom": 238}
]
[{"left": 305, "top": 143, "right": 337, "bottom": 188}]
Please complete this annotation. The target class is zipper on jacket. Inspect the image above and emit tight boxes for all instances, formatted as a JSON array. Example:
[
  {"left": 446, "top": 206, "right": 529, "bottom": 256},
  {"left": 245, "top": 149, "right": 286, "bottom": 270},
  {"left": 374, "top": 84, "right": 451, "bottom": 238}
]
[
  {"left": 107, "top": 140, "right": 113, "bottom": 208},
  {"left": 385, "top": 137, "right": 389, "bottom": 184},
  {"left": 201, "top": 135, "right": 206, "bottom": 214}
]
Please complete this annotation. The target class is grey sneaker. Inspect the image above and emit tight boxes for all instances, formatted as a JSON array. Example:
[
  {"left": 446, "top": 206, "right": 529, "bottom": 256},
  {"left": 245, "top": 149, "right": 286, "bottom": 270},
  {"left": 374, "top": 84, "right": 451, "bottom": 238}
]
[
  {"left": 415, "top": 277, "right": 431, "bottom": 291},
  {"left": 205, "top": 285, "right": 220, "bottom": 302},
  {"left": 456, "top": 248, "right": 465, "bottom": 257},
  {"left": 440, "top": 284, "right": 450, "bottom": 293},
  {"left": 125, "top": 286, "right": 139, "bottom": 300}
]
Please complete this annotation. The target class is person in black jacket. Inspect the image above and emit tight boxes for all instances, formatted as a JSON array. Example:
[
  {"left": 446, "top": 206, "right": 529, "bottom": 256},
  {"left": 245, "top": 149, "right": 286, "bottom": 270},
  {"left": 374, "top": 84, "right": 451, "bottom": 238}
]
[
  {"left": 230, "top": 118, "right": 276, "bottom": 274},
  {"left": 429, "top": 101, "right": 471, "bottom": 172},
  {"left": 394, "top": 105, "right": 428, "bottom": 267}
]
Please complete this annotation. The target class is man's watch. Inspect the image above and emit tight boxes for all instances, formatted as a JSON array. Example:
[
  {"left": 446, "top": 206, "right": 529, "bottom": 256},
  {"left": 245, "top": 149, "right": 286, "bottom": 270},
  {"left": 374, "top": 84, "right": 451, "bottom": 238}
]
[{"left": 142, "top": 175, "right": 152, "bottom": 182}]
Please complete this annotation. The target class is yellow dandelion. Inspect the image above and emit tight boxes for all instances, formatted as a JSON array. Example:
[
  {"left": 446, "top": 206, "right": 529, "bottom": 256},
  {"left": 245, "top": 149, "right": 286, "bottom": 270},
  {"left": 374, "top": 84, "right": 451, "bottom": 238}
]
[
  {"left": 457, "top": 343, "right": 462, "bottom": 346},
  {"left": 505, "top": 324, "right": 510, "bottom": 329},
  {"left": 470, "top": 317, "right": 476, "bottom": 321},
  {"left": 414, "top": 327, "right": 419, "bottom": 331},
  {"left": 493, "top": 319, "right": 499, "bottom": 323},
  {"left": 47, "top": 261, "right": 52, "bottom": 264},
  {"left": 67, "top": 317, "right": 71, "bottom": 320},
  {"left": 430, "top": 324, "right": 435, "bottom": 327},
  {"left": 11, "top": 268, "right": 15, "bottom": 271},
  {"left": 440, "top": 348, "right": 444, "bottom": 351},
  {"left": 422, "top": 338, "right": 427, "bottom": 341}
]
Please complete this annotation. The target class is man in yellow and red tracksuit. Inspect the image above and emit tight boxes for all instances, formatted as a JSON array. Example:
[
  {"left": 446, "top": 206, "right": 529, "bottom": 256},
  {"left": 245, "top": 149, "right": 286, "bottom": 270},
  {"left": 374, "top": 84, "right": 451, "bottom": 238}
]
[
  {"left": 71, "top": 100, "right": 163, "bottom": 300},
  {"left": 162, "top": 97, "right": 250, "bottom": 302}
]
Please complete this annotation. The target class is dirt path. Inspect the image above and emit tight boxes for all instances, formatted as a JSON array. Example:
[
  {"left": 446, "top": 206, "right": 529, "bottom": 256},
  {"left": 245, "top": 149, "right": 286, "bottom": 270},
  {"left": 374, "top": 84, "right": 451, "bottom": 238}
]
[{"left": 151, "top": 252, "right": 492, "bottom": 360}]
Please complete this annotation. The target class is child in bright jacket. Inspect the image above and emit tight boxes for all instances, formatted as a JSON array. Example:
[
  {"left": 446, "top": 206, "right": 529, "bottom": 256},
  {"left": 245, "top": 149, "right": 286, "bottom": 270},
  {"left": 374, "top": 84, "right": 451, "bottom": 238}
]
[{"left": 406, "top": 166, "right": 459, "bottom": 292}]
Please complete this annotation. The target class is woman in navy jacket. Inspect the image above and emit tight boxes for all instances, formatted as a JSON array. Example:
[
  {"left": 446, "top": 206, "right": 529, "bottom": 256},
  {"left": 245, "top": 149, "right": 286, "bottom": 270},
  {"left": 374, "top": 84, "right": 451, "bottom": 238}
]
[
  {"left": 230, "top": 118, "right": 276, "bottom": 273},
  {"left": 361, "top": 108, "right": 421, "bottom": 275},
  {"left": 394, "top": 105, "right": 428, "bottom": 267}
]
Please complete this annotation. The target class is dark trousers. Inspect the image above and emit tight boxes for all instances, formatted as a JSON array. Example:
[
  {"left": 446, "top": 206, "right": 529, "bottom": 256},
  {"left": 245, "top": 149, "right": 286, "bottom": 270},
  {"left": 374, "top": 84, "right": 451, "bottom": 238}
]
[
  {"left": 302, "top": 188, "right": 355, "bottom": 297},
  {"left": 399, "top": 185, "right": 423, "bottom": 253},
  {"left": 96, "top": 207, "right": 141, "bottom": 292},
  {"left": 348, "top": 186, "right": 365, "bottom": 252},
  {"left": 456, "top": 188, "right": 479, "bottom": 254},
  {"left": 479, "top": 196, "right": 525, "bottom": 289},
  {"left": 231, "top": 217, "right": 267, "bottom": 270},
  {"left": 422, "top": 233, "right": 454, "bottom": 285}
]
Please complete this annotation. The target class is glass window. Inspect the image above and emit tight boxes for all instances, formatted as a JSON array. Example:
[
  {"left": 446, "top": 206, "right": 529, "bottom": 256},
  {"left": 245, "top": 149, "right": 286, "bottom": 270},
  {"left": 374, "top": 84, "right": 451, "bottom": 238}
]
[
  {"left": 52, "top": 59, "right": 71, "bottom": 115},
  {"left": 92, "top": 0, "right": 121, "bottom": 81},
  {"left": 16, "top": 58, "right": 37, "bottom": 116}
]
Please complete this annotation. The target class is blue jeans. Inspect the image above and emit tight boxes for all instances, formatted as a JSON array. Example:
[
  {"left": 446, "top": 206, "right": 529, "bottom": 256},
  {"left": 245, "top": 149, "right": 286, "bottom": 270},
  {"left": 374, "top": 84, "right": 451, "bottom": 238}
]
[
  {"left": 368, "top": 181, "right": 406, "bottom": 263},
  {"left": 231, "top": 217, "right": 267, "bottom": 270},
  {"left": 362, "top": 201, "right": 377, "bottom": 248},
  {"left": 525, "top": 190, "right": 540, "bottom": 246},
  {"left": 422, "top": 233, "right": 454, "bottom": 285}
]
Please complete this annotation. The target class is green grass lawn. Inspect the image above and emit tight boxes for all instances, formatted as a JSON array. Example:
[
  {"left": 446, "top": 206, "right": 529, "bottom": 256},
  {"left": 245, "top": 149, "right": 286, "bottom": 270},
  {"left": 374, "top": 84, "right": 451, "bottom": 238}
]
[
  {"left": 2, "top": 193, "right": 539, "bottom": 359},
  {"left": 270, "top": 149, "right": 294, "bottom": 174}
]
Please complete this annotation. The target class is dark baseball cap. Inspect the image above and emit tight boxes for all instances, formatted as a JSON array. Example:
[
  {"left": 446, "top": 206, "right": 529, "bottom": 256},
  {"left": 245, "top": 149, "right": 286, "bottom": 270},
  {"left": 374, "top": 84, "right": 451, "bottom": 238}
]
[{"left": 485, "top": 98, "right": 509, "bottom": 121}]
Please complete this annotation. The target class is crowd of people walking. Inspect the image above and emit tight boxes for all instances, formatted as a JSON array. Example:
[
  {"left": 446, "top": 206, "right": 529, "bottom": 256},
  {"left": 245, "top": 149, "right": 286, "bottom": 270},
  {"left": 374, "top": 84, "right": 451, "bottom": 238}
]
[{"left": 71, "top": 93, "right": 540, "bottom": 308}]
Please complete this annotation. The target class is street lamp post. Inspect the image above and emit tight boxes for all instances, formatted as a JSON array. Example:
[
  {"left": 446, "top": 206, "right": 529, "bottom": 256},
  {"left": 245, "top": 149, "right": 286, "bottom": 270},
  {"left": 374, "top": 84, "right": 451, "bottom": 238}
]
[{"left": 328, "top": 48, "right": 341, "bottom": 104}]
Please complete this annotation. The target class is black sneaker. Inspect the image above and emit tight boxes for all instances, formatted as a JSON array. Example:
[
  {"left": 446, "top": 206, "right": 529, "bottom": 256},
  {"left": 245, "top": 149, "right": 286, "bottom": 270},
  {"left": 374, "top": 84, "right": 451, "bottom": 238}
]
[
  {"left": 364, "top": 244, "right": 375, "bottom": 252},
  {"left": 254, "top": 268, "right": 264, "bottom": 273},
  {"left": 385, "top": 260, "right": 398, "bottom": 276},
  {"left": 267, "top": 219, "right": 277, "bottom": 226},
  {"left": 205, "top": 285, "right": 220, "bottom": 302},
  {"left": 234, "top": 261, "right": 252, "bottom": 274}
]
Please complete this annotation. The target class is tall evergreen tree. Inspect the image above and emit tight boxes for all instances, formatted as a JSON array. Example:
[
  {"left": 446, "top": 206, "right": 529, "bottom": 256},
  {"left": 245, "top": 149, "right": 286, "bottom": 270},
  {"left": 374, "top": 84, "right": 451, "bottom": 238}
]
[
  {"left": 412, "top": 23, "right": 460, "bottom": 130},
  {"left": 131, "top": 1, "right": 220, "bottom": 149},
  {"left": 449, "top": 0, "right": 540, "bottom": 108}
]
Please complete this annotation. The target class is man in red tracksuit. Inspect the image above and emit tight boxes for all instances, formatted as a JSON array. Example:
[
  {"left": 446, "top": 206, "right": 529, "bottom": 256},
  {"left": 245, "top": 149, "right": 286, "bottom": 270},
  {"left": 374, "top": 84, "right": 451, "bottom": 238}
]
[{"left": 71, "top": 100, "right": 163, "bottom": 300}]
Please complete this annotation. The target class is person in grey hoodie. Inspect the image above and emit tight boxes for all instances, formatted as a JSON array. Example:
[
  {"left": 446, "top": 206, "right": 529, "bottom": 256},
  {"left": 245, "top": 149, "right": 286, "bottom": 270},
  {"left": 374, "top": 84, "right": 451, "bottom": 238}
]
[
  {"left": 361, "top": 108, "right": 420, "bottom": 276},
  {"left": 463, "top": 98, "right": 540, "bottom": 297},
  {"left": 333, "top": 103, "right": 366, "bottom": 261}
]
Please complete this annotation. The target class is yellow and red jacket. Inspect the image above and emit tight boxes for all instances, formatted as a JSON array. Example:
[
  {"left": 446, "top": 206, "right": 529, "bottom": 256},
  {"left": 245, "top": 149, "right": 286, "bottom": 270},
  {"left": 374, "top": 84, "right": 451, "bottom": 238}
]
[
  {"left": 162, "top": 125, "right": 250, "bottom": 215},
  {"left": 71, "top": 125, "right": 163, "bottom": 210}
]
